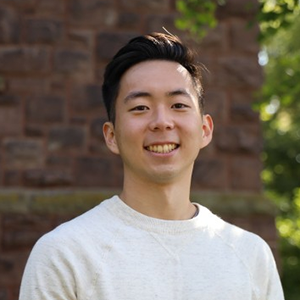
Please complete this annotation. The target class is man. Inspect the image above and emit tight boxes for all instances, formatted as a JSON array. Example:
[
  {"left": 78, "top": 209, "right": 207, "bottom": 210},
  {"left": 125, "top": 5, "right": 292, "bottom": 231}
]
[{"left": 19, "top": 32, "right": 284, "bottom": 300}]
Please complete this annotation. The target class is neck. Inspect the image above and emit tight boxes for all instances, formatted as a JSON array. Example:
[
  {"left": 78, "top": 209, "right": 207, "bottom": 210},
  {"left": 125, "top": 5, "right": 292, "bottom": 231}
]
[{"left": 119, "top": 171, "right": 196, "bottom": 220}]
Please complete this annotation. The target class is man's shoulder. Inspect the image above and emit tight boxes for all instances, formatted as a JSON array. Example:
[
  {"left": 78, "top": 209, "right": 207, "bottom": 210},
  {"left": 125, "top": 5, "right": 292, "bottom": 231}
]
[
  {"left": 36, "top": 196, "right": 118, "bottom": 247},
  {"left": 201, "top": 205, "right": 268, "bottom": 253}
]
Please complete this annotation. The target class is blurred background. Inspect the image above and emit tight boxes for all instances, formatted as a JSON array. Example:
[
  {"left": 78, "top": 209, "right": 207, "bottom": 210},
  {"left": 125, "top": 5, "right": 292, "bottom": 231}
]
[{"left": 0, "top": 0, "right": 299, "bottom": 299}]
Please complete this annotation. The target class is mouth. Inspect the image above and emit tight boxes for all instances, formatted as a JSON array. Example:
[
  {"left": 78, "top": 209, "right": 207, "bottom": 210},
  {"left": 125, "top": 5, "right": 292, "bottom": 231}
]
[{"left": 145, "top": 143, "right": 179, "bottom": 154}]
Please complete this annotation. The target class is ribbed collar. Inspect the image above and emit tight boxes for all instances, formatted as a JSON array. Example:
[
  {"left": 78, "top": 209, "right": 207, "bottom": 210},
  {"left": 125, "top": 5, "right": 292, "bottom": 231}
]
[{"left": 103, "top": 195, "right": 213, "bottom": 235}]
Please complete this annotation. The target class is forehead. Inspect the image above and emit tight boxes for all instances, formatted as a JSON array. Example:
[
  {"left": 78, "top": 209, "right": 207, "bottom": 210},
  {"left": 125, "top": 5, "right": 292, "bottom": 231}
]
[{"left": 119, "top": 60, "right": 194, "bottom": 91}]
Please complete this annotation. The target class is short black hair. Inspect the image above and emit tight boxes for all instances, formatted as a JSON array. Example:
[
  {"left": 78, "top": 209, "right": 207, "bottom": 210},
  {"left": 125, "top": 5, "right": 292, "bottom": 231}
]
[{"left": 102, "top": 32, "right": 204, "bottom": 123}]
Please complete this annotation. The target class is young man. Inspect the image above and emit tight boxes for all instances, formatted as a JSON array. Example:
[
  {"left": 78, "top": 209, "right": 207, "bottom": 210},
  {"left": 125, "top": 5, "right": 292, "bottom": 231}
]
[{"left": 19, "top": 33, "right": 284, "bottom": 300}]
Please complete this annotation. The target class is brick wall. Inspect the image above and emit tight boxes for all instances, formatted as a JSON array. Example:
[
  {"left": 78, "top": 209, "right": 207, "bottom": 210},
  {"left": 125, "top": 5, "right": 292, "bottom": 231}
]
[
  {"left": 0, "top": 0, "right": 263, "bottom": 191},
  {"left": 0, "top": 0, "right": 278, "bottom": 299}
]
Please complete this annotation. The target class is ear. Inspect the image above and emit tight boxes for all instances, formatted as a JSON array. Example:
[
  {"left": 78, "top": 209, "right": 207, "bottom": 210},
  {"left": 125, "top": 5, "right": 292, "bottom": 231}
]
[
  {"left": 200, "top": 114, "right": 214, "bottom": 149},
  {"left": 103, "top": 122, "right": 120, "bottom": 155}
]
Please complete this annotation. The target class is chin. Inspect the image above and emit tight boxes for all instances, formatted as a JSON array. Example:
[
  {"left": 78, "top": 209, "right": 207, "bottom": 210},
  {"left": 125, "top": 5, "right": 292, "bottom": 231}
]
[{"left": 147, "top": 169, "right": 182, "bottom": 184}]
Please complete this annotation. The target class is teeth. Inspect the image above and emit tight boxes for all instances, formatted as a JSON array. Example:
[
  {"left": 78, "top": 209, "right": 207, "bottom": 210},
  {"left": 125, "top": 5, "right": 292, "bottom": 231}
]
[{"left": 147, "top": 144, "right": 177, "bottom": 154}]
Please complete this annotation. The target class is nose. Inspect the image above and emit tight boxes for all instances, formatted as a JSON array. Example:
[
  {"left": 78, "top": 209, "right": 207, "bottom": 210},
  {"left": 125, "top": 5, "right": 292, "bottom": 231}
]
[{"left": 149, "top": 106, "right": 175, "bottom": 131}]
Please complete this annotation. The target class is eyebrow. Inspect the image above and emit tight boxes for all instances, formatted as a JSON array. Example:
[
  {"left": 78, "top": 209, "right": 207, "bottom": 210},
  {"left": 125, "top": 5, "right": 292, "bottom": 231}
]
[
  {"left": 123, "top": 89, "right": 192, "bottom": 103},
  {"left": 123, "top": 91, "right": 151, "bottom": 103},
  {"left": 166, "top": 89, "right": 192, "bottom": 99}
]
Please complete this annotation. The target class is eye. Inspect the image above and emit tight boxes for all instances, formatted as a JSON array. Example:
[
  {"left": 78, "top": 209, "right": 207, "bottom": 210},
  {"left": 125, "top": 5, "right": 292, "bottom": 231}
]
[
  {"left": 172, "top": 103, "right": 189, "bottom": 109},
  {"left": 130, "top": 105, "right": 149, "bottom": 112}
]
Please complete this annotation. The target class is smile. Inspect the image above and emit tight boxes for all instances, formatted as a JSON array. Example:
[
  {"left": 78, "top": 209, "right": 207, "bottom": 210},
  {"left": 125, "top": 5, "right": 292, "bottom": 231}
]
[{"left": 145, "top": 144, "right": 179, "bottom": 154}]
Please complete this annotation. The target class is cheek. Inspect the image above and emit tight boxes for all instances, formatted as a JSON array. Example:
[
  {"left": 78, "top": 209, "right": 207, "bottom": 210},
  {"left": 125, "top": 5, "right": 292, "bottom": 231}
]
[
  {"left": 183, "top": 121, "right": 202, "bottom": 137},
  {"left": 187, "top": 126, "right": 204, "bottom": 149},
  {"left": 115, "top": 121, "right": 141, "bottom": 149}
]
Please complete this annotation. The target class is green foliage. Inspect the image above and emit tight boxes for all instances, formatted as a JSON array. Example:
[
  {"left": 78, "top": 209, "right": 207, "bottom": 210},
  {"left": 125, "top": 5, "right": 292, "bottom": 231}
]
[
  {"left": 277, "top": 190, "right": 300, "bottom": 246},
  {"left": 175, "top": 0, "right": 300, "bottom": 41},
  {"left": 258, "top": 15, "right": 300, "bottom": 201},
  {"left": 277, "top": 189, "right": 300, "bottom": 299},
  {"left": 175, "top": 0, "right": 222, "bottom": 39},
  {"left": 256, "top": 14, "right": 300, "bottom": 300},
  {"left": 258, "top": 0, "right": 300, "bottom": 41}
]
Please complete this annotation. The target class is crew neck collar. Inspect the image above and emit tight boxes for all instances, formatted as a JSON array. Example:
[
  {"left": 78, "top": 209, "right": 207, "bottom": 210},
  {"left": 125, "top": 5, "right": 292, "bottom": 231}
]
[{"left": 104, "top": 195, "right": 212, "bottom": 235}]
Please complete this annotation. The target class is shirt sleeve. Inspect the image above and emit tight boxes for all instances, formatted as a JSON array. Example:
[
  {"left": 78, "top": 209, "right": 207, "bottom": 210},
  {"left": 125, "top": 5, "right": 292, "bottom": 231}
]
[
  {"left": 253, "top": 238, "right": 285, "bottom": 300},
  {"left": 19, "top": 233, "right": 77, "bottom": 300},
  {"left": 265, "top": 244, "right": 285, "bottom": 300}
]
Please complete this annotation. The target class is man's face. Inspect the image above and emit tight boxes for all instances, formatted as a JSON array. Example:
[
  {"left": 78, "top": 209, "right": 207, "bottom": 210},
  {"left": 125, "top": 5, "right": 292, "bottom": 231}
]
[{"left": 103, "top": 60, "right": 213, "bottom": 184}]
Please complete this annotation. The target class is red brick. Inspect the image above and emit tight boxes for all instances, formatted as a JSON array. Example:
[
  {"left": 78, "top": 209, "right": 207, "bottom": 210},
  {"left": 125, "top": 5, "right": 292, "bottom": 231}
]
[
  {"left": 204, "top": 90, "right": 228, "bottom": 123},
  {"left": 48, "top": 126, "right": 86, "bottom": 152},
  {"left": 250, "top": 215, "right": 278, "bottom": 241},
  {"left": 0, "top": 160, "right": 2, "bottom": 186},
  {"left": 120, "top": 0, "right": 170, "bottom": 12},
  {"left": 25, "top": 94, "right": 65, "bottom": 124},
  {"left": 0, "top": 75, "right": 7, "bottom": 93},
  {"left": 74, "top": 157, "right": 123, "bottom": 187},
  {"left": 89, "top": 117, "right": 111, "bottom": 155},
  {"left": 35, "top": 0, "right": 65, "bottom": 16},
  {"left": 230, "top": 91, "right": 261, "bottom": 122},
  {"left": 12, "top": 286, "right": 21, "bottom": 300},
  {"left": 229, "top": 20, "right": 260, "bottom": 53},
  {"left": 24, "top": 125, "right": 45, "bottom": 137},
  {"left": 0, "top": 251, "right": 30, "bottom": 286},
  {"left": 67, "top": 30, "right": 94, "bottom": 49},
  {"left": 89, "top": 140, "right": 112, "bottom": 156},
  {"left": 217, "top": 56, "right": 263, "bottom": 88},
  {"left": 23, "top": 169, "right": 73, "bottom": 187},
  {"left": 53, "top": 48, "right": 93, "bottom": 81},
  {"left": 231, "top": 90, "right": 257, "bottom": 105},
  {"left": 0, "top": 107, "right": 22, "bottom": 137},
  {"left": 0, "top": 94, "right": 20, "bottom": 106},
  {"left": 69, "top": 0, "right": 117, "bottom": 27},
  {"left": 2, "top": 0, "right": 36, "bottom": 9},
  {"left": 200, "top": 23, "right": 228, "bottom": 52},
  {"left": 46, "top": 156, "right": 73, "bottom": 168},
  {"left": 194, "top": 56, "right": 218, "bottom": 88},
  {"left": 0, "top": 288, "right": 9, "bottom": 300},
  {"left": 96, "top": 32, "right": 137, "bottom": 61},
  {"left": 25, "top": 19, "right": 64, "bottom": 44},
  {"left": 27, "top": 96, "right": 62, "bottom": 123},
  {"left": 0, "top": 47, "right": 50, "bottom": 73},
  {"left": 49, "top": 74, "right": 67, "bottom": 91},
  {"left": 231, "top": 156, "right": 263, "bottom": 191},
  {"left": 0, "top": 256, "right": 14, "bottom": 279},
  {"left": 3, "top": 139, "right": 44, "bottom": 169},
  {"left": 145, "top": 14, "right": 179, "bottom": 35},
  {"left": 2, "top": 214, "right": 52, "bottom": 250},
  {"left": 192, "top": 158, "right": 228, "bottom": 189},
  {"left": 118, "top": 13, "right": 141, "bottom": 29},
  {"left": 90, "top": 117, "right": 106, "bottom": 139},
  {"left": 7, "top": 77, "right": 49, "bottom": 94},
  {"left": 216, "top": 0, "right": 258, "bottom": 17},
  {"left": 0, "top": 6, "right": 20, "bottom": 44},
  {"left": 54, "top": 48, "right": 91, "bottom": 72},
  {"left": 230, "top": 103, "right": 259, "bottom": 122},
  {"left": 70, "top": 116, "right": 87, "bottom": 125},
  {"left": 215, "top": 125, "right": 262, "bottom": 154},
  {"left": 70, "top": 84, "right": 103, "bottom": 112},
  {"left": 3, "top": 170, "right": 21, "bottom": 186}
]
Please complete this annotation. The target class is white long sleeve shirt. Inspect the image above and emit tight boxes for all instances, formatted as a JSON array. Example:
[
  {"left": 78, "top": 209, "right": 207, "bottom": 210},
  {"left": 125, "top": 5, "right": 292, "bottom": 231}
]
[{"left": 19, "top": 195, "right": 284, "bottom": 300}]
